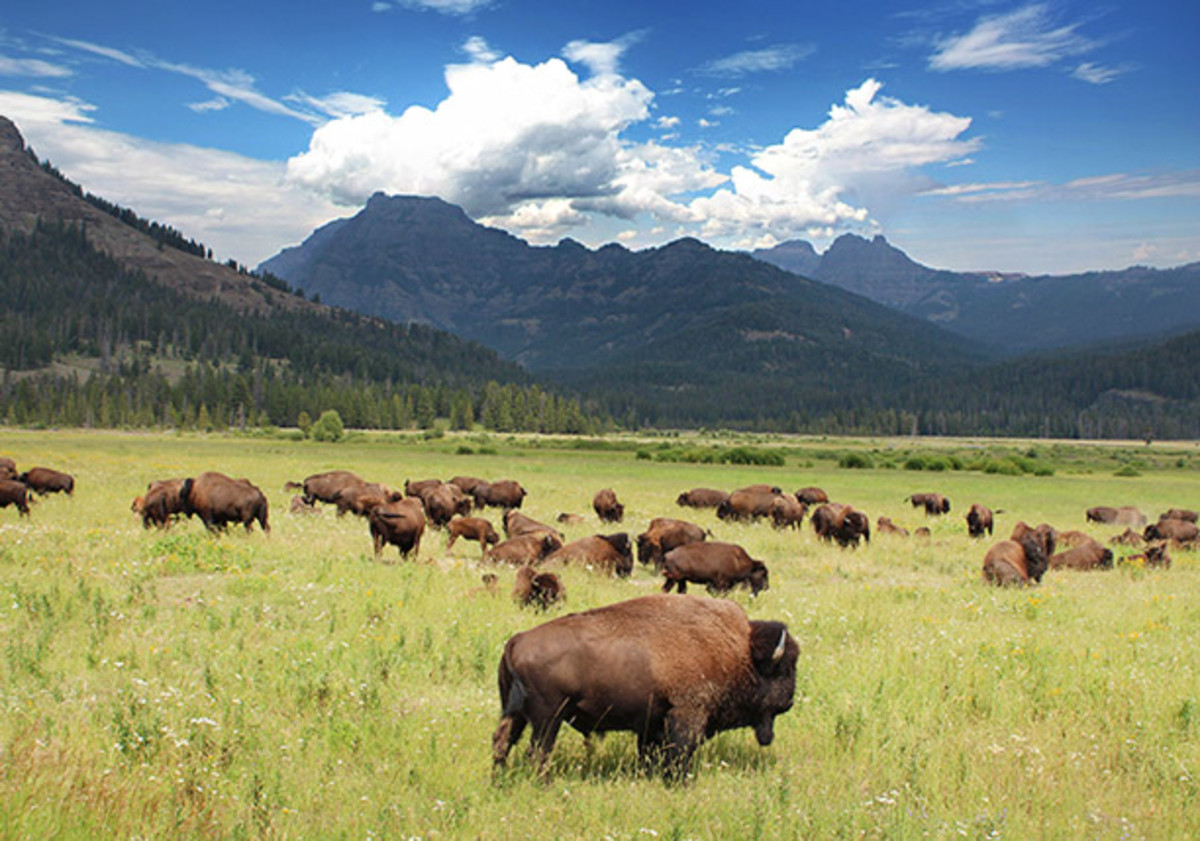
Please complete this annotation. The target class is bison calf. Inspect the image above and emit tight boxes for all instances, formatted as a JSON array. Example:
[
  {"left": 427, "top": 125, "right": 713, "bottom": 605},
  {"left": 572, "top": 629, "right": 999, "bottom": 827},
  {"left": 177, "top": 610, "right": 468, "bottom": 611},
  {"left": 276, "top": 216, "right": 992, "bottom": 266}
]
[
  {"left": 447, "top": 517, "right": 501, "bottom": 558},
  {"left": 512, "top": 566, "right": 566, "bottom": 610}
]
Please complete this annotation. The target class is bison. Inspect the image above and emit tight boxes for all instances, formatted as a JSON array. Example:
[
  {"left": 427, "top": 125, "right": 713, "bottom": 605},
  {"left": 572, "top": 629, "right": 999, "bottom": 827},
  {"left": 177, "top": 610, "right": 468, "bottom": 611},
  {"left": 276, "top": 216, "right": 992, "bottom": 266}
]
[
  {"left": 717, "top": 487, "right": 781, "bottom": 523},
  {"left": 474, "top": 479, "right": 527, "bottom": 510},
  {"left": 811, "top": 503, "right": 871, "bottom": 548},
  {"left": 419, "top": 482, "right": 473, "bottom": 528},
  {"left": 486, "top": 533, "right": 564, "bottom": 567},
  {"left": 491, "top": 594, "right": 798, "bottom": 778},
  {"left": 289, "top": 495, "right": 320, "bottom": 515},
  {"left": 876, "top": 516, "right": 909, "bottom": 537},
  {"left": 542, "top": 533, "right": 633, "bottom": 577},
  {"left": 675, "top": 488, "right": 730, "bottom": 509},
  {"left": 795, "top": 486, "right": 829, "bottom": 505},
  {"left": 981, "top": 522, "right": 1056, "bottom": 587},
  {"left": 908, "top": 492, "right": 950, "bottom": 515},
  {"left": 1125, "top": 542, "right": 1171, "bottom": 569},
  {"left": 770, "top": 494, "right": 806, "bottom": 529},
  {"left": 137, "top": 478, "right": 186, "bottom": 529},
  {"left": 19, "top": 466, "right": 74, "bottom": 496},
  {"left": 636, "top": 517, "right": 708, "bottom": 569},
  {"left": 0, "top": 478, "right": 31, "bottom": 517},
  {"left": 449, "top": 475, "right": 489, "bottom": 497},
  {"left": 503, "top": 509, "right": 560, "bottom": 540},
  {"left": 368, "top": 497, "right": 426, "bottom": 560},
  {"left": 180, "top": 472, "right": 269, "bottom": 534},
  {"left": 660, "top": 541, "right": 769, "bottom": 596},
  {"left": 1159, "top": 508, "right": 1198, "bottom": 524},
  {"left": 555, "top": 512, "right": 586, "bottom": 526},
  {"left": 446, "top": 517, "right": 501, "bottom": 558},
  {"left": 404, "top": 478, "right": 443, "bottom": 499},
  {"left": 965, "top": 503, "right": 997, "bottom": 538},
  {"left": 1086, "top": 506, "right": 1146, "bottom": 527},
  {"left": 0, "top": 456, "right": 16, "bottom": 481},
  {"left": 286, "top": 470, "right": 364, "bottom": 510},
  {"left": 1050, "top": 538, "right": 1114, "bottom": 571},
  {"left": 1109, "top": 528, "right": 1145, "bottom": 547},
  {"left": 1144, "top": 518, "right": 1198, "bottom": 545},
  {"left": 512, "top": 566, "right": 566, "bottom": 610},
  {"left": 592, "top": 488, "right": 624, "bottom": 524}
]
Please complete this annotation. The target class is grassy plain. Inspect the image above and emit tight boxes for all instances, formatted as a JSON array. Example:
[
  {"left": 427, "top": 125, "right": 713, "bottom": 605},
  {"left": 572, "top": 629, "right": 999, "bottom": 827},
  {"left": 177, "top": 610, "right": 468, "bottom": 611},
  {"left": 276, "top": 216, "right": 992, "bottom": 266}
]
[{"left": 0, "top": 428, "right": 1197, "bottom": 839}]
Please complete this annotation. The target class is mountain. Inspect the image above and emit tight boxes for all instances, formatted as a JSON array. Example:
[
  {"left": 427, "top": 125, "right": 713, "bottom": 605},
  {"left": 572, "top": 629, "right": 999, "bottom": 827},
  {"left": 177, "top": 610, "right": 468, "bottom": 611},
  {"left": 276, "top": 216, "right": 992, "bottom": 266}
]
[{"left": 753, "top": 235, "right": 1200, "bottom": 355}]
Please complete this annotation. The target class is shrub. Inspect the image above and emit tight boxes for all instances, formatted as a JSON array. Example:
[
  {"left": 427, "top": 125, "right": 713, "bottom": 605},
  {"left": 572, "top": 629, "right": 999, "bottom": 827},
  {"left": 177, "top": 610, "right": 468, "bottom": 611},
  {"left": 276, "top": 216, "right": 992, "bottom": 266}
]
[
  {"left": 838, "top": 452, "right": 873, "bottom": 469},
  {"left": 309, "top": 409, "right": 344, "bottom": 443}
]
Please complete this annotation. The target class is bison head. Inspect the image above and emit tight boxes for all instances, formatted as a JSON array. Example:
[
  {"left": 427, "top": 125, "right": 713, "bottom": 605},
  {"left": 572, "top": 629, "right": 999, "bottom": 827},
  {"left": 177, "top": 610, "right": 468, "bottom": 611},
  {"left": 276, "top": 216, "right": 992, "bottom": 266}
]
[
  {"left": 748, "top": 561, "right": 770, "bottom": 596},
  {"left": 746, "top": 621, "right": 798, "bottom": 745}
]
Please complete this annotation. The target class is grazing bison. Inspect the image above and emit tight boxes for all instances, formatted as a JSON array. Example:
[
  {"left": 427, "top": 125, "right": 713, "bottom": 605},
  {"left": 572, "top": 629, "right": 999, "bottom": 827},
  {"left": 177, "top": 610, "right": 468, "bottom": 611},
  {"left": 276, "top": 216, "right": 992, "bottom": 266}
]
[
  {"left": 20, "top": 467, "right": 74, "bottom": 496},
  {"left": 795, "top": 486, "right": 829, "bottom": 505},
  {"left": 289, "top": 495, "right": 320, "bottom": 515},
  {"left": 660, "top": 541, "right": 769, "bottom": 596},
  {"left": 446, "top": 517, "right": 501, "bottom": 558},
  {"left": 180, "top": 472, "right": 269, "bottom": 534},
  {"left": 330, "top": 482, "right": 402, "bottom": 517},
  {"left": 770, "top": 494, "right": 806, "bottom": 530},
  {"left": 0, "top": 478, "right": 31, "bottom": 517},
  {"left": 542, "top": 533, "right": 633, "bottom": 577},
  {"left": 449, "top": 475, "right": 489, "bottom": 497},
  {"left": 636, "top": 517, "right": 708, "bottom": 569},
  {"left": 908, "top": 492, "right": 950, "bottom": 515},
  {"left": 717, "top": 487, "right": 781, "bottom": 523},
  {"left": 0, "top": 457, "right": 16, "bottom": 481},
  {"left": 404, "top": 478, "right": 443, "bottom": 499},
  {"left": 876, "top": 516, "right": 909, "bottom": 537},
  {"left": 675, "top": 488, "right": 730, "bottom": 509},
  {"left": 592, "top": 488, "right": 625, "bottom": 524},
  {"left": 982, "top": 522, "right": 1056, "bottom": 587},
  {"left": 1109, "top": 528, "right": 1145, "bottom": 547},
  {"left": 1086, "top": 506, "right": 1146, "bottom": 527},
  {"left": 503, "top": 510, "right": 561, "bottom": 540},
  {"left": 474, "top": 480, "right": 527, "bottom": 510},
  {"left": 486, "top": 533, "right": 563, "bottom": 567},
  {"left": 1160, "top": 508, "right": 1198, "bottom": 523},
  {"left": 811, "top": 503, "right": 871, "bottom": 547},
  {"left": 1144, "top": 518, "right": 1199, "bottom": 545},
  {"left": 965, "top": 503, "right": 997, "bottom": 538},
  {"left": 491, "top": 594, "right": 798, "bottom": 778},
  {"left": 419, "top": 482, "right": 473, "bottom": 528},
  {"left": 512, "top": 566, "right": 566, "bottom": 610},
  {"left": 369, "top": 497, "right": 426, "bottom": 560},
  {"left": 1126, "top": 542, "right": 1171, "bottom": 569},
  {"left": 137, "top": 478, "right": 186, "bottom": 529},
  {"left": 1050, "top": 538, "right": 1114, "bottom": 571},
  {"left": 287, "top": 470, "right": 363, "bottom": 509}
]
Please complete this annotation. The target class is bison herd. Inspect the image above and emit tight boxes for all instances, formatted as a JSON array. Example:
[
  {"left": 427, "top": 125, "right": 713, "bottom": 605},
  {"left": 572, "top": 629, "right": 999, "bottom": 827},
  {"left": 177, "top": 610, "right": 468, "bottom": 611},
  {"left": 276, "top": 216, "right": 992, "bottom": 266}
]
[{"left": 3, "top": 449, "right": 1196, "bottom": 779}]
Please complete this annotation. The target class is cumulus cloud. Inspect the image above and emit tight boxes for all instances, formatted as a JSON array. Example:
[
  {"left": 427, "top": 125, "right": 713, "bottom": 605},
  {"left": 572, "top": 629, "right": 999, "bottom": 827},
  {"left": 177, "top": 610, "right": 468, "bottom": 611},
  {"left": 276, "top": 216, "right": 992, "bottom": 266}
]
[
  {"left": 698, "top": 44, "right": 816, "bottom": 77},
  {"left": 930, "top": 4, "right": 1098, "bottom": 71}
]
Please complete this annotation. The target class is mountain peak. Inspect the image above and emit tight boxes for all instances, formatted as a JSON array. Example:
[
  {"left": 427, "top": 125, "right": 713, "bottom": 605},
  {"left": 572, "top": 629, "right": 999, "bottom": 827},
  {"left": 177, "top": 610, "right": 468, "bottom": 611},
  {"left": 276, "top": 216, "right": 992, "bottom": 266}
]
[{"left": 0, "top": 117, "right": 25, "bottom": 154}]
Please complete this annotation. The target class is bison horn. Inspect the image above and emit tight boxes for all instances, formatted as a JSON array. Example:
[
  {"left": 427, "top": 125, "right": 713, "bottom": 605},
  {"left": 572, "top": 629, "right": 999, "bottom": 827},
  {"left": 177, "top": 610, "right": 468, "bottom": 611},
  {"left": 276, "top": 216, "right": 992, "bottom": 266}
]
[{"left": 772, "top": 629, "right": 788, "bottom": 663}]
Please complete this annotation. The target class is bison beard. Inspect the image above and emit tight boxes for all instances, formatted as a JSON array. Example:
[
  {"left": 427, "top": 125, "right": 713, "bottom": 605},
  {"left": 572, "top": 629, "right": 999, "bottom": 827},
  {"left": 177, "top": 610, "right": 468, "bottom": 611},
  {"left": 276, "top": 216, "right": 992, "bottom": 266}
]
[{"left": 491, "top": 594, "right": 798, "bottom": 780}]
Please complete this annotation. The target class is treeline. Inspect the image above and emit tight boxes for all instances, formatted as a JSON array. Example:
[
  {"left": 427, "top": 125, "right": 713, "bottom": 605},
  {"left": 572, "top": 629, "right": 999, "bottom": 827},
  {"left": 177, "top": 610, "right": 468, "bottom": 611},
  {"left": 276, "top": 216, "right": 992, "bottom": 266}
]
[{"left": 0, "top": 222, "right": 609, "bottom": 434}]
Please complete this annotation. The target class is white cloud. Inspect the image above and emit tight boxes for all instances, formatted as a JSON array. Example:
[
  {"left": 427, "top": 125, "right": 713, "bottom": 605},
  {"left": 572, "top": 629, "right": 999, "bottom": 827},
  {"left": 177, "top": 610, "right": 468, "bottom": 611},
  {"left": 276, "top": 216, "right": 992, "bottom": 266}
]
[
  {"left": 1072, "top": 61, "right": 1134, "bottom": 85},
  {"left": 0, "top": 54, "right": 73, "bottom": 78},
  {"left": 930, "top": 4, "right": 1097, "bottom": 71},
  {"left": 286, "top": 90, "right": 386, "bottom": 118},
  {"left": 0, "top": 89, "right": 95, "bottom": 126},
  {"left": 562, "top": 31, "right": 645, "bottom": 77},
  {"left": 188, "top": 97, "right": 230, "bottom": 114},
  {"left": 698, "top": 44, "right": 816, "bottom": 76},
  {"left": 655, "top": 115, "right": 681, "bottom": 129},
  {"left": 392, "top": 0, "right": 492, "bottom": 14},
  {"left": 461, "top": 36, "right": 501, "bottom": 64}
]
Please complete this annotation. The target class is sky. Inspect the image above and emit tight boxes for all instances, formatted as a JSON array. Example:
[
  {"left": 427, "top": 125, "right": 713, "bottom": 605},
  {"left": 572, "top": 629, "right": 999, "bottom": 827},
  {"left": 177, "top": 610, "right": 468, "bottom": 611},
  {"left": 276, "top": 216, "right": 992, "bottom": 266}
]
[{"left": 1, "top": 0, "right": 1198, "bottom": 274}]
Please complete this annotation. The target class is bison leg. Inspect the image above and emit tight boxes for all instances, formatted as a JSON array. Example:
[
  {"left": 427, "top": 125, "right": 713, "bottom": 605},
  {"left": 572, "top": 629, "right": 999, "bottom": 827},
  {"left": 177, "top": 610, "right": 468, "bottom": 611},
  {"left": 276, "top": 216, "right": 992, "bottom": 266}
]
[
  {"left": 492, "top": 715, "right": 527, "bottom": 771},
  {"left": 446, "top": 533, "right": 459, "bottom": 552},
  {"left": 661, "top": 712, "right": 703, "bottom": 781}
]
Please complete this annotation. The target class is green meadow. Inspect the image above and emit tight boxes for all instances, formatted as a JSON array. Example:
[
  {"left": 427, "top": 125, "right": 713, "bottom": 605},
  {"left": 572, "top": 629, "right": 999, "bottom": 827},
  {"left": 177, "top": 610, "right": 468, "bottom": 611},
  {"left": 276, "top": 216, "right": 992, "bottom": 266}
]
[{"left": 0, "top": 428, "right": 1197, "bottom": 839}]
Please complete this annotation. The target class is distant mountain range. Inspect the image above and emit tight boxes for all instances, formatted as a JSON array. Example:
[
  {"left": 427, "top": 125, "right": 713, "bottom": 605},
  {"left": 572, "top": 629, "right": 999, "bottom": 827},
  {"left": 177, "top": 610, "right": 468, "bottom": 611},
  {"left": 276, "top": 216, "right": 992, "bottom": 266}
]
[{"left": 752, "top": 235, "right": 1200, "bottom": 355}]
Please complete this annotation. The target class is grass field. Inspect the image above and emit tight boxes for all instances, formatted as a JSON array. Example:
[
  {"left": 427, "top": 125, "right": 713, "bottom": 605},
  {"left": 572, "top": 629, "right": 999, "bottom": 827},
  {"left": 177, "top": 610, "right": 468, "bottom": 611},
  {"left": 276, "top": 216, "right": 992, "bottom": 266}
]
[{"left": 0, "top": 428, "right": 1197, "bottom": 838}]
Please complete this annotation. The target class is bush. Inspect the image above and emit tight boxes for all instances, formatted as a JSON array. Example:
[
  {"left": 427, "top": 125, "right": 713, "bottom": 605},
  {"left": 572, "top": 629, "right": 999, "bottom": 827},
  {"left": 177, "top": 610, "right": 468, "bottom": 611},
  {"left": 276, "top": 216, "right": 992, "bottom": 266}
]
[
  {"left": 838, "top": 452, "right": 873, "bottom": 469},
  {"left": 309, "top": 409, "right": 344, "bottom": 443},
  {"left": 1114, "top": 465, "right": 1141, "bottom": 477}
]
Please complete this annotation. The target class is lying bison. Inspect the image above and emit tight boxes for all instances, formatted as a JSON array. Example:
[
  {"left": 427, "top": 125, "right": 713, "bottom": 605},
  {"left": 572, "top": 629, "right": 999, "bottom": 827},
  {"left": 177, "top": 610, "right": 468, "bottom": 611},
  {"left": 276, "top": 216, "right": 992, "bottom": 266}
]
[
  {"left": 446, "top": 517, "right": 501, "bottom": 558},
  {"left": 368, "top": 497, "right": 426, "bottom": 560},
  {"left": 965, "top": 503, "right": 997, "bottom": 538},
  {"left": 675, "top": 488, "right": 729, "bottom": 509},
  {"left": 512, "top": 565, "right": 566, "bottom": 610},
  {"left": 592, "top": 488, "right": 624, "bottom": 523},
  {"left": 636, "top": 517, "right": 707, "bottom": 569},
  {"left": 0, "top": 478, "right": 31, "bottom": 517},
  {"left": 1086, "top": 506, "right": 1146, "bottom": 527},
  {"left": 542, "top": 533, "right": 633, "bottom": 577},
  {"left": 1160, "top": 508, "right": 1198, "bottom": 524},
  {"left": 486, "top": 533, "right": 563, "bottom": 566},
  {"left": 491, "top": 594, "right": 797, "bottom": 778},
  {"left": 1144, "top": 518, "right": 1199, "bottom": 545},
  {"left": 20, "top": 466, "right": 74, "bottom": 496},
  {"left": 811, "top": 503, "right": 871, "bottom": 548},
  {"left": 1050, "top": 538, "right": 1113, "bottom": 571},
  {"left": 876, "top": 516, "right": 909, "bottom": 536},
  {"left": 660, "top": 541, "right": 769, "bottom": 596},
  {"left": 982, "top": 522, "right": 1056, "bottom": 587},
  {"left": 180, "top": 472, "right": 269, "bottom": 534}
]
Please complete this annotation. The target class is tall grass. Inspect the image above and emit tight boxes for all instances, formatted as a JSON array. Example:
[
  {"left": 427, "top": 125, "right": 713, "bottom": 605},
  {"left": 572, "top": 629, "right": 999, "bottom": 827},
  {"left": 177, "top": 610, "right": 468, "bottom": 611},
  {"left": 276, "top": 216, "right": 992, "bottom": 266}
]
[{"left": 0, "top": 428, "right": 1196, "bottom": 837}]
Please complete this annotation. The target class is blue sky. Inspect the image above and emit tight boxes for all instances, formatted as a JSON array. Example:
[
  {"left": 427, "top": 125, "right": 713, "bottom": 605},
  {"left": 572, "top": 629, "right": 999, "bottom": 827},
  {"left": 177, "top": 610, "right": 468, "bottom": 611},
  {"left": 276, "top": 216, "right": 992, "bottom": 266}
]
[{"left": 1, "top": 0, "right": 1197, "bottom": 274}]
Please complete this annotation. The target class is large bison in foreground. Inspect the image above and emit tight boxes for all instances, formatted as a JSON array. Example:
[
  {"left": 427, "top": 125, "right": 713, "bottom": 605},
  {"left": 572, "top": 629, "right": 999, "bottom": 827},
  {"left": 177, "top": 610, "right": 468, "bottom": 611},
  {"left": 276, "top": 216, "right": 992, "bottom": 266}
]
[
  {"left": 180, "top": 472, "right": 269, "bottom": 534},
  {"left": 491, "top": 594, "right": 798, "bottom": 778}
]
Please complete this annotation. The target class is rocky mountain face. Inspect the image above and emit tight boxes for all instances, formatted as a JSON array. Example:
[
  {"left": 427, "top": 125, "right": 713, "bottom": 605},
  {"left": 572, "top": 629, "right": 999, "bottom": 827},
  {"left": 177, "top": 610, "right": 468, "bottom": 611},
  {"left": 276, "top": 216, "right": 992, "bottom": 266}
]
[{"left": 753, "top": 235, "right": 1200, "bottom": 355}]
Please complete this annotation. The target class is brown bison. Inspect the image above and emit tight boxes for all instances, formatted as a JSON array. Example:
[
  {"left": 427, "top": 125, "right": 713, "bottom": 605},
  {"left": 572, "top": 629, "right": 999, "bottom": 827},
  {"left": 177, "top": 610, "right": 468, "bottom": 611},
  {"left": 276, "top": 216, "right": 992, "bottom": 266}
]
[
  {"left": 512, "top": 566, "right": 566, "bottom": 610},
  {"left": 332, "top": 482, "right": 402, "bottom": 517},
  {"left": 965, "top": 503, "right": 997, "bottom": 538},
  {"left": 419, "top": 482, "right": 473, "bottom": 528},
  {"left": 369, "top": 497, "right": 426, "bottom": 560},
  {"left": 876, "top": 516, "right": 909, "bottom": 536},
  {"left": 982, "top": 522, "right": 1056, "bottom": 587},
  {"left": 486, "top": 533, "right": 564, "bottom": 566},
  {"left": 1160, "top": 508, "right": 1198, "bottom": 523},
  {"left": 592, "top": 488, "right": 625, "bottom": 523},
  {"left": 180, "top": 472, "right": 269, "bottom": 534},
  {"left": 0, "top": 478, "right": 31, "bottom": 517},
  {"left": 286, "top": 470, "right": 363, "bottom": 509},
  {"left": 503, "top": 509, "right": 561, "bottom": 540},
  {"left": 770, "top": 494, "right": 806, "bottom": 529},
  {"left": 289, "top": 495, "right": 320, "bottom": 515},
  {"left": 1050, "top": 538, "right": 1114, "bottom": 571},
  {"left": 1109, "top": 528, "right": 1145, "bottom": 547},
  {"left": 474, "top": 479, "right": 527, "bottom": 510},
  {"left": 542, "top": 533, "right": 633, "bottom": 577},
  {"left": 404, "top": 478, "right": 443, "bottom": 499},
  {"left": 811, "top": 503, "right": 871, "bottom": 547},
  {"left": 137, "top": 478, "right": 186, "bottom": 529},
  {"left": 0, "top": 456, "right": 16, "bottom": 481},
  {"left": 1126, "top": 542, "right": 1171, "bottom": 569},
  {"left": 555, "top": 512, "right": 586, "bottom": 526},
  {"left": 660, "top": 541, "right": 769, "bottom": 596},
  {"left": 717, "top": 487, "right": 781, "bottom": 522},
  {"left": 449, "top": 475, "right": 489, "bottom": 496},
  {"left": 675, "top": 488, "right": 730, "bottom": 509},
  {"left": 795, "top": 486, "right": 829, "bottom": 505},
  {"left": 1056, "top": 529, "right": 1095, "bottom": 548},
  {"left": 491, "top": 594, "right": 798, "bottom": 778},
  {"left": 446, "top": 517, "right": 501, "bottom": 558},
  {"left": 20, "top": 467, "right": 74, "bottom": 496},
  {"left": 908, "top": 492, "right": 950, "bottom": 515},
  {"left": 1144, "top": 518, "right": 1198, "bottom": 545},
  {"left": 636, "top": 517, "right": 708, "bottom": 569},
  {"left": 1086, "top": 506, "right": 1146, "bottom": 527}
]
